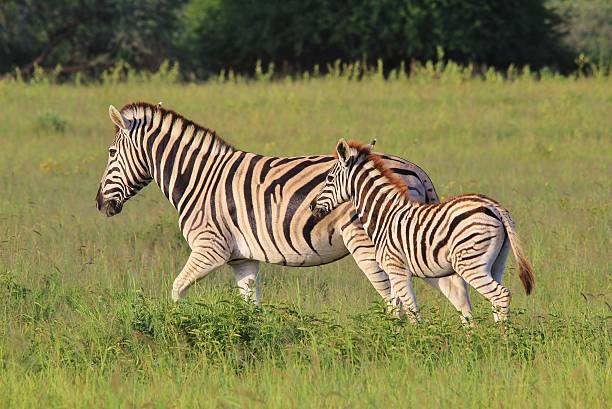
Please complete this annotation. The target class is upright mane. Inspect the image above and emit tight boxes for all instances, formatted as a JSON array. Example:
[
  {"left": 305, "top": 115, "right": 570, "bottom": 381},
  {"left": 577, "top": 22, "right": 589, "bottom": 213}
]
[
  {"left": 338, "top": 140, "right": 412, "bottom": 201},
  {"left": 119, "top": 102, "right": 235, "bottom": 151}
]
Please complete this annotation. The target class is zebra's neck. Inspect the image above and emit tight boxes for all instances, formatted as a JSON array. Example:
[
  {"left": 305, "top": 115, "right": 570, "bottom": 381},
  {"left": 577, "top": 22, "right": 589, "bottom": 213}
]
[
  {"left": 350, "top": 160, "right": 413, "bottom": 242},
  {"left": 140, "top": 108, "right": 237, "bottom": 212}
]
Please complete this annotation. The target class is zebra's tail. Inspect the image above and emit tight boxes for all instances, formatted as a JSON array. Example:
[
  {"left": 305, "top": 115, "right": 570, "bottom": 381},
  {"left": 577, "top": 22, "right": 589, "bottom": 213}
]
[{"left": 496, "top": 205, "right": 535, "bottom": 295}]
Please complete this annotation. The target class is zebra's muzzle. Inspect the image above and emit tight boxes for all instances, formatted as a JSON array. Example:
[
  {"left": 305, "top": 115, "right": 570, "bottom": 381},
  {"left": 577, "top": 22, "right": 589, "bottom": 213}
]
[
  {"left": 310, "top": 201, "right": 329, "bottom": 220},
  {"left": 96, "top": 186, "right": 123, "bottom": 216},
  {"left": 104, "top": 199, "right": 123, "bottom": 217}
]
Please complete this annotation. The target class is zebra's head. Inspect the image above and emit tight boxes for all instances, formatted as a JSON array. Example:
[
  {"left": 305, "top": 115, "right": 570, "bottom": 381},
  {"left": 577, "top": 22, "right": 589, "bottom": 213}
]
[
  {"left": 96, "top": 105, "right": 152, "bottom": 217},
  {"left": 310, "top": 138, "right": 375, "bottom": 219}
]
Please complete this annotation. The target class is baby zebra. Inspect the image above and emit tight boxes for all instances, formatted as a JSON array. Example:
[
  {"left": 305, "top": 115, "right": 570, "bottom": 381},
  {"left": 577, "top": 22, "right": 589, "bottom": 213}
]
[{"left": 310, "top": 139, "right": 535, "bottom": 324}]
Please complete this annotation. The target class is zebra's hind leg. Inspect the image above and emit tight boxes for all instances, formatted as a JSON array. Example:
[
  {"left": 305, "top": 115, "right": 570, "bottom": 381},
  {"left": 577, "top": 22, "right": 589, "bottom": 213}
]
[
  {"left": 229, "top": 259, "right": 260, "bottom": 304},
  {"left": 490, "top": 238, "right": 510, "bottom": 322},
  {"left": 423, "top": 274, "right": 473, "bottom": 326},
  {"left": 171, "top": 247, "right": 229, "bottom": 301},
  {"left": 453, "top": 261, "right": 511, "bottom": 323}
]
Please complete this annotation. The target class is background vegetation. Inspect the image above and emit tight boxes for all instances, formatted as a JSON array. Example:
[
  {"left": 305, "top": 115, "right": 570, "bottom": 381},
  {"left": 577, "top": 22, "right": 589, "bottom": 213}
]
[
  {"left": 1, "top": 0, "right": 610, "bottom": 78},
  {"left": 552, "top": 0, "right": 612, "bottom": 68},
  {"left": 0, "top": 68, "right": 610, "bottom": 407}
]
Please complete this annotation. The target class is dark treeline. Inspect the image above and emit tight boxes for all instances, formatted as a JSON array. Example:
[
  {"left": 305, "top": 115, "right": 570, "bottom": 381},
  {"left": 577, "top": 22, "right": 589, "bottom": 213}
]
[{"left": 0, "top": 0, "right": 608, "bottom": 79}]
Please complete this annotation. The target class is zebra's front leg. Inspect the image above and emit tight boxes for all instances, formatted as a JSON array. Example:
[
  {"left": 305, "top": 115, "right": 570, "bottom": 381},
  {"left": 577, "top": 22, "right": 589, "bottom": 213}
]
[
  {"left": 171, "top": 247, "right": 229, "bottom": 301},
  {"left": 385, "top": 263, "right": 421, "bottom": 323},
  {"left": 341, "top": 221, "right": 394, "bottom": 308},
  {"left": 423, "top": 275, "right": 473, "bottom": 326},
  {"left": 229, "top": 259, "right": 260, "bottom": 304}
]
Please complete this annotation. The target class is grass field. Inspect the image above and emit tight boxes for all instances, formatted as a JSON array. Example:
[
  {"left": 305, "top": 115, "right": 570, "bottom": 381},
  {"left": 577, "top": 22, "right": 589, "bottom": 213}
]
[{"left": 0, "top": 71, "right": 610, "bottom": 408}]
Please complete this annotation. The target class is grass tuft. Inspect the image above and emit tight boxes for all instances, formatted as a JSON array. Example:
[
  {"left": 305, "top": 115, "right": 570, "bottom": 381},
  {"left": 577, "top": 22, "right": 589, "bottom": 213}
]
[{"left": 36, "top": 110, "right": 68, "bottom": 133}]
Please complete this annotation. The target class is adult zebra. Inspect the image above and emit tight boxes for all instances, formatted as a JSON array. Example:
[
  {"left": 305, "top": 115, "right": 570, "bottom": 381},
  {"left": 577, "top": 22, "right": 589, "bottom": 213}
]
[
  {"left": 311, "top": 139, "right": 535, "bottom": 323},
  {"left": 95, "top": 102, "right": 471, "bottom": 316}
]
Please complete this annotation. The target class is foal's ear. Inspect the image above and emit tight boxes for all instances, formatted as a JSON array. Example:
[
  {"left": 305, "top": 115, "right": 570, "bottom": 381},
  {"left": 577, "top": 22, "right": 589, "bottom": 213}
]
[
  {"left": 336, "top": 138, "right": 351, "bottom": 167},
  {"left": 108, "top": 105, "right": 130, "bottom": 131}
]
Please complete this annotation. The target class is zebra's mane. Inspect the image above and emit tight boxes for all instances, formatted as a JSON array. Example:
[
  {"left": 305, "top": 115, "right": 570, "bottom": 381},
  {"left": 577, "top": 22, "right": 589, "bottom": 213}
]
[
  {"left": 119, "top": 102, "right": 235, "bottom": 151},
  {"left": 340, "top": 140, "right": 412, "bottom": 201}
]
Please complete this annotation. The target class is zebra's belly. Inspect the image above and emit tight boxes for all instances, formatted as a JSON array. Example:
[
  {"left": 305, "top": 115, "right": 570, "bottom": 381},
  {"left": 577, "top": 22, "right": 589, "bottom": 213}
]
[
  {"left": 233, "top": 239, "right": 350, "bottom": 267},
  {"left": 270, "top": 245, "right": 350, "bottom": 267},
  {"left": 413, "top": 264, "right": 454, "bottom": 278},
  {"left": 230, "top": 214, "right": 351, "bottom": 267}
]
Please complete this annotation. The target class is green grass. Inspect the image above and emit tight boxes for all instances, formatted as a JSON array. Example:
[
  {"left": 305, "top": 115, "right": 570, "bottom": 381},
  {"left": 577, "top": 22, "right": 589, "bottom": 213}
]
[{"left": 0, "top": 73, "right": 610, "bottom": 408}]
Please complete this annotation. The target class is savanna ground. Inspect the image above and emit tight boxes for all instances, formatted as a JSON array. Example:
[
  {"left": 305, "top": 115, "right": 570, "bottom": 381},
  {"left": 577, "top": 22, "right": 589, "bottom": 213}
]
[{"left": 0, "top": 69, "right": 610, "bottom": 408}]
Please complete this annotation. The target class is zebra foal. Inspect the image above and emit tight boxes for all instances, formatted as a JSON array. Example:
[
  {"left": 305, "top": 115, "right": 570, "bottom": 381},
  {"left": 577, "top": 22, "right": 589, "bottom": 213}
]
[{"left": 311, "top": 139, "right": 535, "bottom": 323}]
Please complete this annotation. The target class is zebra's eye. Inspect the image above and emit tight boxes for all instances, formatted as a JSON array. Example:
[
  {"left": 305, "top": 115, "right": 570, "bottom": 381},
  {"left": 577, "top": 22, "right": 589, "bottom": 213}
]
[
  {"left": 109, "top": 147, "right": 118, "bottom": 157},
  {"left": 326, "top": 174, "right": 335, "bottom": 182}
]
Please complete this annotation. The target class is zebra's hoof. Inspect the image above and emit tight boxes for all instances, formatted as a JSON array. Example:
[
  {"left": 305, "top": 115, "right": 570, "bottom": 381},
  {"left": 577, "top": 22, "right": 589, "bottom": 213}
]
[{"left": 171, "top": 287, "right": 186, "bottom": 301}]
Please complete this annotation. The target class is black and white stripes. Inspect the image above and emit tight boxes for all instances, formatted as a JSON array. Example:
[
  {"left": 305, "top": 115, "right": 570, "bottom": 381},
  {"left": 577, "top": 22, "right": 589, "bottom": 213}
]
[
  {"left": 95, "top": 102, "right": 474, "bottom": 311},
  {"left": 311, "top": 139, "right": 535, "bottom": 323}
]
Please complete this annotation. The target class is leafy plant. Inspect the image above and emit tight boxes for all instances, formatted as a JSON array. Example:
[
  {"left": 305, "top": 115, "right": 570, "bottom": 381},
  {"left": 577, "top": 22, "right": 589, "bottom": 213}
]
[{"left": 36, "top": 110, "right": 68, "bottom": 133}]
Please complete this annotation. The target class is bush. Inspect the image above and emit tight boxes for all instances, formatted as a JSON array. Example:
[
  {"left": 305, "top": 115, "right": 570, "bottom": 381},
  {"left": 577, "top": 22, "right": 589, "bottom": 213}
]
[
  {"left": 0, "top": 0, "right": 582, "bottom": 79},
  {"left": 36, "top": 110, "right": 68, "bottom": 133},
  {"left": 0, "top": 0, "right": 186, "bottom": 77},
  {"left": 181, "top": 0, "right": 573, "bottom": 77}
]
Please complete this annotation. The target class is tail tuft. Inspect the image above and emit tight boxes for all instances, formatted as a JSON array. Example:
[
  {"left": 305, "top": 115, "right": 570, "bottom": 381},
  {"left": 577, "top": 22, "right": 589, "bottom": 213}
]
[
  {"left": 496, "top": 205, "right": 535, "bottom": 295},
  {"left": 517, "top": 257, "right": 535, "bottom": 295}
]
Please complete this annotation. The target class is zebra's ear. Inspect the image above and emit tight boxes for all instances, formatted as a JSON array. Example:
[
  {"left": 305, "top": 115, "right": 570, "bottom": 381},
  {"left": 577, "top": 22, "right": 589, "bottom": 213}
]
[
  {"left": 108, "top": 105, "right": 130, "bottom": 130},
  {"left": 336, "top": 138, "right": 351, "bottom": 166}
]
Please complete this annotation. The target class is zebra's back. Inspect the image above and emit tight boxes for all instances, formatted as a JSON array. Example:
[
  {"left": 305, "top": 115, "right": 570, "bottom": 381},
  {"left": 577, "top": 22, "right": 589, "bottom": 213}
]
[
  {"left": 392, "top": 194, "right": 506, "bottom": 277},
  {"left": 192, "top": 152, "right": 436, "bottom": 266}
]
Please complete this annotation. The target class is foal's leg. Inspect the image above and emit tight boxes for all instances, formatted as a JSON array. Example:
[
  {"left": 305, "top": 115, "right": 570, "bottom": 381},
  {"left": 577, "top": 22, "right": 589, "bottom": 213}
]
[
  {"left": 454, "top": 265, "right": 511, "bottom": 322},
  {"left": 341, "top": 219, "right": 394, "bottom": 306},
  {"left": 342, "top": 214, "right": 472, "bottom": 320},
  {"left": 450, "top": 222, "right": 510, "bottom": 322},
  {"left": 384, "top": 262, "right": 421, "bottom": 323},
  {"left": 490, "top": 238, "right": 510, "bottom": 322}
]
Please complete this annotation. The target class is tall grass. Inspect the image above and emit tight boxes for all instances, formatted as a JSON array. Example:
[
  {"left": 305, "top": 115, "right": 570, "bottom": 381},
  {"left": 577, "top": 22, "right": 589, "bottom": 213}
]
[{"left": 0, "top": 71, "right": 610, "bottom": 407}]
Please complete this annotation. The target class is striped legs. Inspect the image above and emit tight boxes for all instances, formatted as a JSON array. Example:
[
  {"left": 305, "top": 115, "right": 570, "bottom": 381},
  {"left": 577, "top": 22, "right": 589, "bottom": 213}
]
[
  {"left": 230, "top": 259, "right": 260, "bottom": 304},
  {"left": 383, "top": 262, "right": 421, "bottom": 323},
  {"left": 490, "top": 239, "right": 510, "bottom": 322},
  {"left": 342, "top": 219, "right": 473, "bottom": 323},
  {"left": 341, "top": 222, "right": 394, "bottom": 305},
  {"left": 453, "top": 251, "right": 511, "bottom": 322},
  {"left": 171, "top": 245, "right": 229, "bottom": 301}
]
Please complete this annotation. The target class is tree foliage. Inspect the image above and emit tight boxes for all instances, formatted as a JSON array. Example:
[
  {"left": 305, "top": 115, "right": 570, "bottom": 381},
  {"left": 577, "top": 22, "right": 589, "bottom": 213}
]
[
  {"left": 183, "top": 0, "right": 572, "bottom": 76},
  {"left": 0, "top": 0, "right": 598, "bottom": 78},
  {"left": 0, "top": 0, "right": 186, "bottom": 76}
]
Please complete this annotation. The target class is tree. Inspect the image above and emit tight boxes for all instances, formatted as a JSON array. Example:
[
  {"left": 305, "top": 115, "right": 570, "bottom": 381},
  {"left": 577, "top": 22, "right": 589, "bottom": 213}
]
[
  {"left": 180, "top": 0, "right": 573, "bottom": 77},
  {"left": 0, "top": 0, "right": 186, "bottom": 77}
]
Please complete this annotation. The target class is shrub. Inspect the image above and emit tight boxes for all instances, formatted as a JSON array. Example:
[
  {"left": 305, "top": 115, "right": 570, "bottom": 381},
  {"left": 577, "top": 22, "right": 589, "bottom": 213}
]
[
  {"left": 0, "top": 0, "right": 186, "bottom": 78},
  {"left": 36, "top": 110, "right": 68, "bottom": 133},
  {"left": 181, "top": 0, "right": 573, "bottom": 77}
]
